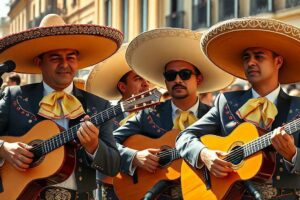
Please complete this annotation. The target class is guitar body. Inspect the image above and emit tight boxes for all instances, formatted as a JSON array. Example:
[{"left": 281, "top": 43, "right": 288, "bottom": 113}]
[
  {"left": 181, "top": 122, "right": 275, "bottom": 200},
  {"left": 113, "top": 129, "right": 181, "bottom": 200},
  {"left": 0, "top": 120, "right": 76, "bottom": 200}
]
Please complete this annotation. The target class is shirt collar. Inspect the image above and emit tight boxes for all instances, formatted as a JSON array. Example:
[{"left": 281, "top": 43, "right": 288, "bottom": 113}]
[
  {"left": 171, "top": 98, "right": 199, "bottom": 117},
  {"left": 251, "top": 85, "right": 281, "bottom": 104},
  {"left": 42, "top": 82, "right": 74, "bottom": 96}
]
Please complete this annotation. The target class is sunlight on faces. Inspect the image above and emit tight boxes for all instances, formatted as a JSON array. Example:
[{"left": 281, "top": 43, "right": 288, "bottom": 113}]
[{"left": 34, "top": 49, "right": 79, "bottom": 90}]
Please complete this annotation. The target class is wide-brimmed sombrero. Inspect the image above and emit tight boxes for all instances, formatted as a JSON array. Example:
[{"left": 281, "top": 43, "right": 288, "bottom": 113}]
[
  {"left": 201, "top": 17, "right": 300, "bottom": 84},
  {"left": 126, "top": 28, "right": 234, "bottom": 93},
  {"left": 85, "top": 44, "right": 131, "bottom": 100},
  {"left": 0, "top": 14, "right": 123, "bottom": 74}
]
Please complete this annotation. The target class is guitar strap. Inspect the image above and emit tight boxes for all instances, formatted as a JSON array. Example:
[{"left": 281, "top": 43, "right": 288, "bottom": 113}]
[
  {"left": 0, "top": 176, "right": 3, "bottom": 192},
  {"left": 203, "top": 166, "right": 211, "bottom": 190},
  {"left": 132, "top": 168, "right": 138, "bottom": 184}
]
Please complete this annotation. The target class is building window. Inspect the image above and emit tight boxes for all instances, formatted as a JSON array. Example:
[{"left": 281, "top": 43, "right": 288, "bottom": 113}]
[
  {"left": 140, "top": 0, "right": 148, "bottom": 32},
  {"left": 219, "top": 0, "right": 238, "bottom": 21},
  {"left": 122, "top": 0, "right": 129, "bottom": 42},
  {"left": 286, "top": 0, "right": 300, "bottom": 8},
  {"left": 166, "top": 0, "right": 184, "bottom": 28},
  {"left": 105, "top": 0, "right": 112, "bottom": 26},
  {"left": 192, "top": 0, "right": 210, "bottom": 29},
  {"left": 250, "top": 0, "right": 273, "bottom": 15}
]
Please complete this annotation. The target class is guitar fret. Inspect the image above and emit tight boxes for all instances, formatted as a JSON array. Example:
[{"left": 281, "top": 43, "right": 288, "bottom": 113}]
[
  {"left": 94, "top": 116, "right": 99, "bottom": 125},
  {"left": 100, "top": 113, "right": 104, "bottom": 123},
  {"left": 172, "top": 150, "right": 175, "bottom": 160},
  {"left": 106, "top": 110, "right": 109, "bottom": 121}
]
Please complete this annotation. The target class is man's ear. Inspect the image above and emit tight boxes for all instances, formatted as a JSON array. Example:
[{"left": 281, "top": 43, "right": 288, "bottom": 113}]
[
  {"left": 276, "top": 55, "right": 284, "bottom": 70},
  {"left": 117, "top": 82, "right": 126, "bottom": 94},
  {"left": 196, "top": 74, "right": 203, "bottom": 86},
  {"left": 33, "top": 57, "right": 42, "bottom": 69}
]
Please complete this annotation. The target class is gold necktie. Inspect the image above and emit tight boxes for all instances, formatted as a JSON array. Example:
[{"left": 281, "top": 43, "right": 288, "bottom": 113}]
[
  {"left": 38, "top": 91, "right": 85, "bottom": 119},
  {"left": 173, "top": 111, "right": 198, "bottom": 131},
  {"left": 119, "top": 112, "right": 136, "bottom": 126},
  {"left": 237, "top": 97, "right": 278, "bottom": 129}
]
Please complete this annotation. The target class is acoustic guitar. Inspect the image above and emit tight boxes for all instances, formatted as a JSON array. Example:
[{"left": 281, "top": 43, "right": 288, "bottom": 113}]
[
  {"left": 181, "top": 120, "right": 300, "bottom": 200},
  {"left": 113, "top": 129, "right": 181, "bottom": 200},
  {"left": 0, "top": 89, "right": 161, "bottom": 200}
]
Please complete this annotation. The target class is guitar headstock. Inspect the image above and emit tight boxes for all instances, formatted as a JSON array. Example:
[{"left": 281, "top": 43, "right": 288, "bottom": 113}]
[{"left": 121, "top": 88, "right": 162, "bottom": 112}]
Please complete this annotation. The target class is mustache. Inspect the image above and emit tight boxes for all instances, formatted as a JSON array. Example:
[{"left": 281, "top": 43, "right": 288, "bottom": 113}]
[{"left": 172, "top": 84, "right": 187, "bottom": 90}]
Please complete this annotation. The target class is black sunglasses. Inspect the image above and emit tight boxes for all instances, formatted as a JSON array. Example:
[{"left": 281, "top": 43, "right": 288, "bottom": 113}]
[{"left": 163, "top": 69, "right": 196, "bottom": 81}]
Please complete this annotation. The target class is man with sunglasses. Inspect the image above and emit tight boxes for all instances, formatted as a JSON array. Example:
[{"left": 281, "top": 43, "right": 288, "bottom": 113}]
[
  {"left": 176, "top": 18, "right": 300, "bottom": 199},
  {"left": 113, "top": 28, "right": 234, "bottom": 200}
]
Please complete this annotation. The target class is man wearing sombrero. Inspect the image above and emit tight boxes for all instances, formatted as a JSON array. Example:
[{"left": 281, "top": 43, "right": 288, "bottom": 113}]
[
  {"left": 176, "top": 17, "right": 300, "bottom": 199},
  {"left": 86, "top": 44, "right": 150, "bottom": 200},
  {"left": 0, "top": 14, "right": 122, "bottom": 199},
  {"left": 113, "top": 28, "right": 234, "bottom": 199}
]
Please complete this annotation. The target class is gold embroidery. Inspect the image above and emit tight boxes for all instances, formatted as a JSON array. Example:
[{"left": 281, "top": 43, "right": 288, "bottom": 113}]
[{"left": 44, "top": 188, "right": 72, "bottom": 200}]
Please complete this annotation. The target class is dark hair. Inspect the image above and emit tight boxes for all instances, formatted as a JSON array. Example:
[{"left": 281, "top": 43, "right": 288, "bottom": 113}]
[
  {"left": 9, "top": 73, "right": 21, "bottom": 85},
  {"left": 116, "top": 71, "right": 131, "bottom": 94},
  {"left": 164, "top": 60, "right": 201, "bottom": 76}
]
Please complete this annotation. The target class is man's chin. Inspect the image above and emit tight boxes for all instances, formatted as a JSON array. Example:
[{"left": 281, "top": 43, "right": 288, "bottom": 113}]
[{"left": 172, "top": 93, "right": 188, "bottom": 99}]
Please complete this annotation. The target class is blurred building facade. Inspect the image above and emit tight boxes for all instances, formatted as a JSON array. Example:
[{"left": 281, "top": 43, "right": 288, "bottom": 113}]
[{"left": 2, "top": 0, "right": 300, "bottom": 84}]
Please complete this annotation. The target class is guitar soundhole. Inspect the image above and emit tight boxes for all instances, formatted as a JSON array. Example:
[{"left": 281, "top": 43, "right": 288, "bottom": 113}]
[
  {"left": 227, "top": 146, "right": 244, "bottom": 166},
  {"left": 158, "top": 145, "right": 172, "bottom": 167},
  {"left": 28, "top": 140, "right": 45, "bottom": 168}
]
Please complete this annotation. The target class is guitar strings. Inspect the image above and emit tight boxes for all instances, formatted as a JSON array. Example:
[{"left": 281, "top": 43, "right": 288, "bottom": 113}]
[
  {"left": 158, "top": 148, "right": 180, "bottom": 158},
  {"left": 222, "top": 118, "right": 300, "bottom": 163},
  {"left": 30, "top": 110, "right": 300, "bottom": 162},
  {"left": 30, "top": 105, "right": 123, "bottom": 154}
]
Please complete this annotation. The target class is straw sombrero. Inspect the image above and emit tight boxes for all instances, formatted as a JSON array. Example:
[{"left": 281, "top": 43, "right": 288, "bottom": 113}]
[
  {"left": 85, "top": 44, "right": 131, "bottom": 100},
  {"left": 0, "top": 14, "right": 123, "bottom": 74},
  {"left": 201, "top": 17, "right": 300, "bottom": 84},
  {"left": 126, "top": 28, "right": 234, "bottom": 94}
]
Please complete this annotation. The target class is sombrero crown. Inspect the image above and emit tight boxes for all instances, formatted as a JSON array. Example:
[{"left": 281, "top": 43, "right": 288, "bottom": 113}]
[
  {"left": 86, "top": 44, "right": 131, "bottom": 100},
  {"left": 201, "top": 17, "right": 300, "bottom": 84},
  {"left": 126, "top": 28, "right": 234, "bottom": 93},
  {"left": 0, "top": 14, "right": 123, "bottom": 74}
]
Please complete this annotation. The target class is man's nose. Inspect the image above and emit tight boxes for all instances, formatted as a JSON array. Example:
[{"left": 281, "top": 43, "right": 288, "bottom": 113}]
[
  {"left": 174, "top": 74, "right": 183, "bottom": 83},
  {"left": 246, "top": 56, "right": 256, "bottom": 67},
  {"left": 60, "top": 58, "right": 69, "bottom": 68}
]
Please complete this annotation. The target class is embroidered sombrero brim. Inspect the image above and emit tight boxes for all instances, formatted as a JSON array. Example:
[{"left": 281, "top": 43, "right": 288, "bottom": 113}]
[
  {"left": 86, "top": 44, "right": 131, "bottom": 100},
  {"left": 0, "top": 14, "right": 123, "bottom": 74},
  {"left": 201, "top": 17, "right": 300, "bottom": 84},
  {"left": 126, "top": 28, "right": 234, "bottom": 93}
]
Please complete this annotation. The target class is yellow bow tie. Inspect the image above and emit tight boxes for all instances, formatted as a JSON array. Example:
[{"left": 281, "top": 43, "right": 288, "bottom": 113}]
[
  {"left": 119, "top": 112, "right": 136, "bottom": 126},
  {"left": 173, "top": 111, "right": 198, "bottom": 131},
  {"left": 38, "top": 91, "right": 85, "bottom": 120},
  {"left": 237, "top": 97, "right": 278, "bottom": 129}
]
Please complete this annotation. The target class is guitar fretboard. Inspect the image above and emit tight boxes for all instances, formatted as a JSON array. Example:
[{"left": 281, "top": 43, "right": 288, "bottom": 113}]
[
  {"left": 225, "top": 118, "right": 300, "bottom": 163},
  {"left": 31, "top": 104, "right": 123, "bottom": 157}
]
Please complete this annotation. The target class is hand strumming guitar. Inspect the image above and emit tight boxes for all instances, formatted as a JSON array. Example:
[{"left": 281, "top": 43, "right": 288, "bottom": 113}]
[
  {"left": 133, "top": 148, "right": 160, "bottom": 173},
  {"left": 200, "top": 148, "right": 233, "bottom": 178},
  {"left": 0, "top": 142, "right": 33, "bottom": 171}
]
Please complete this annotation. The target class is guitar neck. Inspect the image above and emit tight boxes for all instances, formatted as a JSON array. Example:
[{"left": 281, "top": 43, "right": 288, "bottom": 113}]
[
  {"left": 242, "top": 118, "right": 300, "bottom": 158},
  {"left": 32, "top": 104, "right": 124, "bottom": 156}
]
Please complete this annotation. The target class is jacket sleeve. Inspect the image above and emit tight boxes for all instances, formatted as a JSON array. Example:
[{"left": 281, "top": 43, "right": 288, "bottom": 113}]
[
  {"left": 113, "top": 111, "right": 145, "bottom": 174},
  {"left": 92, "top": 100, "right": 121, "bottom": 176}
]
